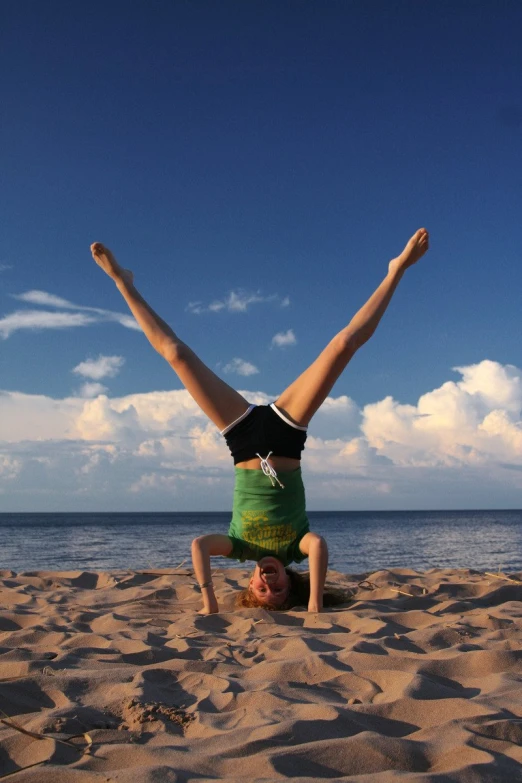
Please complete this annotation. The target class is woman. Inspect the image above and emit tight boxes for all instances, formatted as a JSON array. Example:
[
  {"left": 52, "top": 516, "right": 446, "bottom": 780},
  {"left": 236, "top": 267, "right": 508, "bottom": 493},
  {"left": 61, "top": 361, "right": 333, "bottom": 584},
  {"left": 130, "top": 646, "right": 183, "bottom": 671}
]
[{"left": 91, "top": 228, "right": 429, "bottom": 614}]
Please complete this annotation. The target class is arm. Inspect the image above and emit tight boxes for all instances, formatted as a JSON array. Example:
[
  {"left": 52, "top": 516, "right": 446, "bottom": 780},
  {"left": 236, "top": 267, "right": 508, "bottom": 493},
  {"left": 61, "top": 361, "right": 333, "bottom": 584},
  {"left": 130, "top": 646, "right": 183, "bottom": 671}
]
[
  {"left": 299, "top": 532, "right": 328, "bottom": 612},
  {"left": 191, "top": 534, "right": 233, "bottom": 614}
]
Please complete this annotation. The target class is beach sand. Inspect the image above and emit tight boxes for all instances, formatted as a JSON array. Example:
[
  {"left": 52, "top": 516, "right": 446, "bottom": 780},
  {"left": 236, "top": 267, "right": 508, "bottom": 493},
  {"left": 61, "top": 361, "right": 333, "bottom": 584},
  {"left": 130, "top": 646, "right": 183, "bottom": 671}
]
[{"left": 1, "top": 567, "right": 522, "bottom": 781}]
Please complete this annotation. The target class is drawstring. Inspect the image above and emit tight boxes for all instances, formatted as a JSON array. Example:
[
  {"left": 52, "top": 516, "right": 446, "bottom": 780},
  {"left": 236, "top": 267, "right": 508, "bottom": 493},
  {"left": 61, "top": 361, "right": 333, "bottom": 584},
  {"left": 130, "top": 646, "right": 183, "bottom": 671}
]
[{"left": 256, "top": 452, "right": 285, "bottom": 489}]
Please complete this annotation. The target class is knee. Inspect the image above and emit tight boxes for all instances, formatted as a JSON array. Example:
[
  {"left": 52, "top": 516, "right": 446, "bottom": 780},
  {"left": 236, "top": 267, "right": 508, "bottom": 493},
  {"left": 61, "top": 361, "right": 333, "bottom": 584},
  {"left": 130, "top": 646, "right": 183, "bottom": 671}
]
[
  {"left": 306, "top": 533, "right": 328, "bottom": 553},
  {"left": 162, "top": 339, "right": 192, "bottom": 366},
  {"left": 309, "top": 533, "right": 326, "bottom": 546},
  {"left": 335, "top": 331, "right": 361, "bottom": 356},
  {"left": 191, "top": 536, "right": 205, "bottom": 558}
]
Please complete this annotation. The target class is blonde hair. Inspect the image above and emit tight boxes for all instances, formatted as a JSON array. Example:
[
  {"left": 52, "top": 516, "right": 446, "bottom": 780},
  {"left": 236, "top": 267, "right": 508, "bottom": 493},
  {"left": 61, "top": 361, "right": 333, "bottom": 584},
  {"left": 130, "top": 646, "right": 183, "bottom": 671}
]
[{"left": 235, "top": 568, "right": 350, "bottom": 611}]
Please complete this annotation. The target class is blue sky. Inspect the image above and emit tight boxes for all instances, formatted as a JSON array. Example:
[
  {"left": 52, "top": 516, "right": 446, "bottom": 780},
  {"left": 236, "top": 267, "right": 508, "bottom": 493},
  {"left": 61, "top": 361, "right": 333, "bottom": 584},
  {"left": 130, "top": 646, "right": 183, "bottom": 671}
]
[{"left": 1, "top": 1, "right": 521, "bottom": 511}]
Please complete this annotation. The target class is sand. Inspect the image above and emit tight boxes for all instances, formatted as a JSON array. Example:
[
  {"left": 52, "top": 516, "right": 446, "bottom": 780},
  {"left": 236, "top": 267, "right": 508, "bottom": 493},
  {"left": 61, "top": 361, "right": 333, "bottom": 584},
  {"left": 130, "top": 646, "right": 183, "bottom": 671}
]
[{"left": 1, "top": 566, "right": 522, "bottom": 782}]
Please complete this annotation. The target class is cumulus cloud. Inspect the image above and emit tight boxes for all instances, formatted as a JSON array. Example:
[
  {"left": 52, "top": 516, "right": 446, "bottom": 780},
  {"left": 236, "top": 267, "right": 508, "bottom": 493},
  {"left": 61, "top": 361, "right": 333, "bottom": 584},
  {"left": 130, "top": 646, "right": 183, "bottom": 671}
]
[
  {"left": 0, "top": 360, "right": 520, "bottom": 511},
  {"left": 0, "top": 391, "right": 78, "bottom": 442},
  {"left": 72, "top": 355, "right": 125, "bottom": 380},
  {"left": 455, "top": 360, "right": 521, "bottom": 413},
  {"left": 361, "top": 360, "right": 522, "bottom": 470},
  {"left": 0, "top": 290, "right": 140, "bottom": 338},
  {"left": 310, "top": 395, "right": 361, "bottom": 440},
  {"left": 74, "top": 395, "right": 142, "bottom": 442},
  {"left": 271, "top": 329, "right": 297, "bottom": 349},
  {"left": 222, "top": 358, "right": 260, "bottom": 376},
  {"left": 79, "top": 382, "right": 108, "bottom": 398},
  {"left": 0, "top": 455, "right": 22, "bottom": 480},
  {"left": 187, "top": 290, "right": 289, "bottom": 314}
]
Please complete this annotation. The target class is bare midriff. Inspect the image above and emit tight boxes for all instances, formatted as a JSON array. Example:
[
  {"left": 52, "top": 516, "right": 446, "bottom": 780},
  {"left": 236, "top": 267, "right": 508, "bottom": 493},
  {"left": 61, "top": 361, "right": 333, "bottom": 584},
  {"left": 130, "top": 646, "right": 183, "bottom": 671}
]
[{"left": 236, "top": 456, "right": 301, "bottom": 472}]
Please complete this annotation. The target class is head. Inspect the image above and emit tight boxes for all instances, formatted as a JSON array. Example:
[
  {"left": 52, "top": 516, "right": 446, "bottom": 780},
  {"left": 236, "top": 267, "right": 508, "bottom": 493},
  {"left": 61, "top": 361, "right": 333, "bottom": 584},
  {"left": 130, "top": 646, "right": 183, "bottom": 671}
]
[
  {"left": 235, "top": 558, "right": 313, "bottom": 611},
  {"left": 235, "top": 562, "right": 353, "bottom": 612},
  {"left": 247, "top": 556, "right": 290, "bottom": 608}
]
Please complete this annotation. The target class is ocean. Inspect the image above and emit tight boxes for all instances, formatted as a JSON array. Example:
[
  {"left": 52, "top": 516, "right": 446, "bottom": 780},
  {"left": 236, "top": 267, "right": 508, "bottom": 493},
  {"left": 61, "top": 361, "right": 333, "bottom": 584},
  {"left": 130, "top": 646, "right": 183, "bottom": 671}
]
[{"left": 1, "top": 510, "right": 521, "bottom": 574}]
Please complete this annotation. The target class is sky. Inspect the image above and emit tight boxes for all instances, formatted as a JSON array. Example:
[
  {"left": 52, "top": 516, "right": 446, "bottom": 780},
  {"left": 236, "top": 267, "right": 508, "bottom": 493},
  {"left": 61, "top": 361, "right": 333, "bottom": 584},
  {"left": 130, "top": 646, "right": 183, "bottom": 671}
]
[{"left": 1, "top": 0, "right": 521, "bottom": 512}]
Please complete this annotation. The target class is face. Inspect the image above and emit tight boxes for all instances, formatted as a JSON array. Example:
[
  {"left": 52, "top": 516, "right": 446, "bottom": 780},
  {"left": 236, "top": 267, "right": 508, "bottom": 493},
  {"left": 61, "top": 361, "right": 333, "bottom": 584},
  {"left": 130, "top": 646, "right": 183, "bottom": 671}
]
[{"left": 249, "top": 556, "right": 290, "bottom": 607}]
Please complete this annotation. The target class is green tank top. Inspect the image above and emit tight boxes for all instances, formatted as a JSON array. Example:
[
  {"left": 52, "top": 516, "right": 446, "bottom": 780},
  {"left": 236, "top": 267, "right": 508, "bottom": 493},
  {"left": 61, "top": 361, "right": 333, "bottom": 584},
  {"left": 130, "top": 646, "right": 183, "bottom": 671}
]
[{"left": 227, "top": 467, "right": 310, "bottom": 566}]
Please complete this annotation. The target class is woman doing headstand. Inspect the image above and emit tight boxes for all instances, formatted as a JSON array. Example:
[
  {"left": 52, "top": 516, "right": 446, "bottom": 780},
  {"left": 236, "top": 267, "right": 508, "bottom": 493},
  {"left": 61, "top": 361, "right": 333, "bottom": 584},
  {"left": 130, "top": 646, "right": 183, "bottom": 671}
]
[{"left": 91, "top": 228, "right": 429, "bottom": 614}]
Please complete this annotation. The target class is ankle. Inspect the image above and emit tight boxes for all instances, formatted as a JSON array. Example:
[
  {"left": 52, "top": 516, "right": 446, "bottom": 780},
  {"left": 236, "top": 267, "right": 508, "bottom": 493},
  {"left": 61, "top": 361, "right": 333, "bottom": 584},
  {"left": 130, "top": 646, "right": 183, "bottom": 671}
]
[
  {"left": 387, "top": 258, "right": 406, "bottom": 279},
  {"left": 115, "top": 271, "right": 134, "bottom": 292}
]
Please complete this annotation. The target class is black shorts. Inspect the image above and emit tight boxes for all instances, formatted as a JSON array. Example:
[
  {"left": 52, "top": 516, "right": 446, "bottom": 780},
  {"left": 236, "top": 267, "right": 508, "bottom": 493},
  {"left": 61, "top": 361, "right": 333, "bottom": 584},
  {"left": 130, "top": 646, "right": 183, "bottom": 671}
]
[{"left": 221, "top": 404, "right": 307, "bottom": 465}]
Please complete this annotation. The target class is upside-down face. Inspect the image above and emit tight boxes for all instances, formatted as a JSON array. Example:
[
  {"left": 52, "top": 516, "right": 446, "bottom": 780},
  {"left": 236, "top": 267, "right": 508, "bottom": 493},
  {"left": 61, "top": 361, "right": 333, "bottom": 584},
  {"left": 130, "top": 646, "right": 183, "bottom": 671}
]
[{"left": 249, "top": 556, "right": 290, "bottom": 607}]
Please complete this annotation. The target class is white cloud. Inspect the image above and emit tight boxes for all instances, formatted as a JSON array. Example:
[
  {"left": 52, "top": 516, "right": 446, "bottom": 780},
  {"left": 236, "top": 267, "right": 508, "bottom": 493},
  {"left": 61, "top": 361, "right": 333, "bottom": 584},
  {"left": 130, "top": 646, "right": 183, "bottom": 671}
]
[
  {"left": 0, "top": 263, "right": 12, "bottom": 273},
  {"left": 79, "top": 382, "right": 108, "bottom": 398},
  {"left": 187, "top": 290, "right": 289, "bottom": 314},
  {"left": 72, "top": 355, "right": 125, "bottom": 380},
  {"left": 309, "top": 395, "right": 361, "bottom": 440},
  {"left": 0, "top": 360, "right": 520, "bottom": 511},
  {"left": 1, "top": 290, "right": 140, "bottom": 338},
  {"left": 454, "top": 360, "right": 521, "bottom": 413},
  {"left": 210, "top": 291, "right": 266, "bottom": 312},
  {"left": 222, "top": 358, "right": 260, "bottom": 376},
  {"left": 0, "top": 310, "right": 99, "bottom": 338},
  {"left": 15, "top": 291, "right": 78, "bottom": 308},
  {"left": 271, "top": 328, "right": 297, "bottom": 349},
  {"left": 129, "top": 472, "right": 180, "bottom": 494},
  {"left": 0, "top": 455, "right": 22, "bottom": 480},
  {"left": 360, "top": 360, "right": 522, "bottom": 472},
  {"left": 74, "top": 395, "right": 142, "bottom": 442}
]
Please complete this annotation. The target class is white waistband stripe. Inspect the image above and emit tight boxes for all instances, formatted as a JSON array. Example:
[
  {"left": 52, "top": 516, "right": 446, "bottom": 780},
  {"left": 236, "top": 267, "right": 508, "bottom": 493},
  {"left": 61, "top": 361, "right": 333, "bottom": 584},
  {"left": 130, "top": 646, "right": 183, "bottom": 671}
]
[
  {"left": 220, "top": 404, "right": 257, "bottom": 435},
  {"left": 270, "top": 403, "right": 308, "bottom": 431}
]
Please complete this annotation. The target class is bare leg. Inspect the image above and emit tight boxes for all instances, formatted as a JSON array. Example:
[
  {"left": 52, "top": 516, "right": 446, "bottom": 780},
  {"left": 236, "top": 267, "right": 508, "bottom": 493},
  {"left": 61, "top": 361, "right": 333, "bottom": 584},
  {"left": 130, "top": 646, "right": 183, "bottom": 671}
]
[
  {"left": 90, "top": 243, "right": 250, "bottom": 430},
  {"left": 275, "top": 229, "right": 429, "bottom": 426}
]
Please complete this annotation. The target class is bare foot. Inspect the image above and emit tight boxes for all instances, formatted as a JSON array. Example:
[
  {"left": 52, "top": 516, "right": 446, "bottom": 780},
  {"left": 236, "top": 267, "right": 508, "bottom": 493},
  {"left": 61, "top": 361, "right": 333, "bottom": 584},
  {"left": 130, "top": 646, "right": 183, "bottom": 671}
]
[
  {"left": 389, "top": 228, "right": 429, "bottom": 276},
  {"left": 90, "top": 242, "right": 134, "bottom": 286}
]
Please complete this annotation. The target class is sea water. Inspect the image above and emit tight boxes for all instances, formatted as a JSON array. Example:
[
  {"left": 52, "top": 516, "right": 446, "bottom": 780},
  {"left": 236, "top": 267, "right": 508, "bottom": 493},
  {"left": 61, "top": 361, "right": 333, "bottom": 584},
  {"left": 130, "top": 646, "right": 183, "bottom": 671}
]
[{"left": 1, "top": 510, "right": 521, "bottom": 574}]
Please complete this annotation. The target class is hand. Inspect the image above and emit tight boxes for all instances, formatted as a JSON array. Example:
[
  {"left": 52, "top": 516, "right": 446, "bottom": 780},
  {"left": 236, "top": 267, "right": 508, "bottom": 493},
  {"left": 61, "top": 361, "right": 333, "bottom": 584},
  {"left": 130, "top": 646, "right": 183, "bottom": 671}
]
[{"left": 307, "top": 602, "right": 322, "bottom": 613}]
